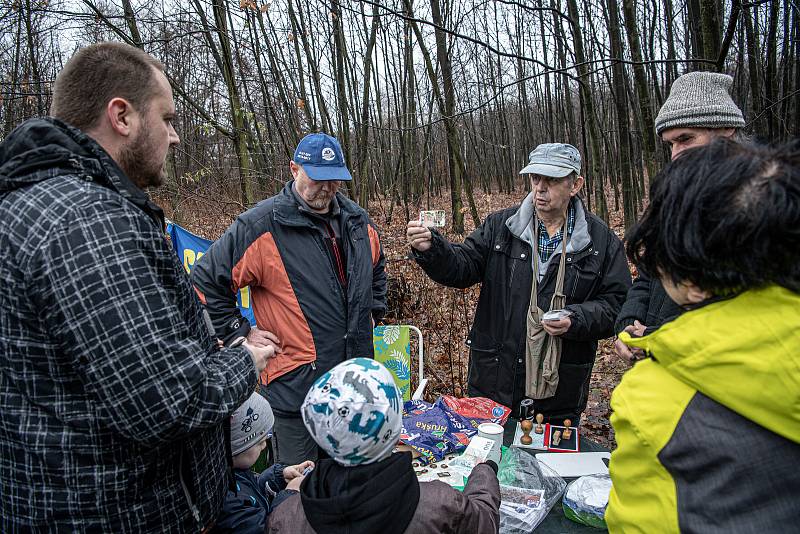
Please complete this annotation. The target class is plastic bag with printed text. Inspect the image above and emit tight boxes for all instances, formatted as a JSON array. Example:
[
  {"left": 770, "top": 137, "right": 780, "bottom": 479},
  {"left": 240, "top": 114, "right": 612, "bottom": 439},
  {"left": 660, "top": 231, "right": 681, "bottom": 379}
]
[{"left": 400, "top": 396, "right": 511, "bottom": 465}]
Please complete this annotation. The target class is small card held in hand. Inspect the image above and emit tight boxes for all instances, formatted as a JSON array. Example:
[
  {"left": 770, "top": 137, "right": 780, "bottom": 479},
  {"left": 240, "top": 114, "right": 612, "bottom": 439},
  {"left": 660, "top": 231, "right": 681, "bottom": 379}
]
[{"left": 420, "top": 210, "right": 446, "bottom": 227}]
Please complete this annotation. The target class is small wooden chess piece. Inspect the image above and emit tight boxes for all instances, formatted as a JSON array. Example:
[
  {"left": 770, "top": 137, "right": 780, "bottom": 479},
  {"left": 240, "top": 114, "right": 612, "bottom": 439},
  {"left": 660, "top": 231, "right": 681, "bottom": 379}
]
[
  {"left": 520, "top": 419, "right": 533, "bottom": 445},
  {"left": 534, "top": 413, "right": 544, "bottom": 434},
  {"left": 551, "top": 430, "right": 562, "bottom": 446},
  {"left": 563, "top": 419, "right": 572, "bottom": 440}
]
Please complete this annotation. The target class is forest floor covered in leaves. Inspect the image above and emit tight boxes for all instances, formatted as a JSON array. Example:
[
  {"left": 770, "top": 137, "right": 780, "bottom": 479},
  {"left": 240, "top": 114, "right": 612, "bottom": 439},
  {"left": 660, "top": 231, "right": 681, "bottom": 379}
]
[{"left": 165, "top": 185, "right": 636, "bottom": 449}]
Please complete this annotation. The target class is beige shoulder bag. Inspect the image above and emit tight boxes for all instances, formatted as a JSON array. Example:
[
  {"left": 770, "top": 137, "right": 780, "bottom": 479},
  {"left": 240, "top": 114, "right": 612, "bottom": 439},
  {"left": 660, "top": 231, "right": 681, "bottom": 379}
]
[{"left": 525, "top": 218, "right": 568, "bottom": 399}]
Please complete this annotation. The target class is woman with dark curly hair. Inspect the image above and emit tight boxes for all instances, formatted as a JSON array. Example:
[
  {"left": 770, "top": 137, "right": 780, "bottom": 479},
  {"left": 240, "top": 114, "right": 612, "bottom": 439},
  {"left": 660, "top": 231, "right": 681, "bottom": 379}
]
[{"left": 605, "top": 139, "right": 800, "bottom": 533}]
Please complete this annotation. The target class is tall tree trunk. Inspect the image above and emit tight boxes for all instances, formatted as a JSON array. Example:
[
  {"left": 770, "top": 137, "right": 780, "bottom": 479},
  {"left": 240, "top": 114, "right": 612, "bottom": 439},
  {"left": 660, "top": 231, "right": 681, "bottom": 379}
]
[
  {"left": 289, "top": 0, "right": 334, "bottom": 133},
  {"left": 622, "top": 0, "right": 658, "bottom": 186},
  {"left": 662, "top": 0, "right": 679, "bottom": 85},
  {"left": 121, "top": 0, "right": 143, "bottom": 47},
  {"left": 356, "top": 3, "right": 380, "bottom": 207},
  {"left": 211, "top": 0, "right": 253, "bottom": 205},
  {"left": 331, "top": 0, "right": 352, "bottom": 163},
  {"left": 686, "top": 0, "right": 705, "bottom": 65},
  {"left": 764, "top": 0, "right": 779, "bottom": 139},
  {"left": 566, "top": 0, "right": 608, "bottom": 221},
  {"left": 429, "top": 0, "right": 466, "bottom": 232},
  {"left": 402, "top": 0, "right": 470, "bottom": 232},
  {"left": 699, "top": 0, "right": 721, "bottom": 65},
  {"left": 607, "top": 0, "right": 637, "bottom": 228},
  {"left": 22, "top": 0, "right": 45, "bottom": 116},
  {"left": 743, "top": 3, "right": 764, "bottom": 138}
]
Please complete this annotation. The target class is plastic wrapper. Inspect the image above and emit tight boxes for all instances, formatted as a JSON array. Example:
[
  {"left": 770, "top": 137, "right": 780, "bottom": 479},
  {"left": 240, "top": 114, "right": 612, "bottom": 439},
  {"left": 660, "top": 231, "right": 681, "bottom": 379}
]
[
  {"left": 439, "top": 395, "right": 511, "bottom": 426},
  {"left": 401, "top": 399, "right": 470, "bottom": 463},
  {"left": 496, "top": 447, "right": 567, "bottom": 533},
  {"left": 562, "top": 474, "right": 612, "bottom": 529},
  {"left": 400, "top": 396, "right": 511, "bottom": 465}
]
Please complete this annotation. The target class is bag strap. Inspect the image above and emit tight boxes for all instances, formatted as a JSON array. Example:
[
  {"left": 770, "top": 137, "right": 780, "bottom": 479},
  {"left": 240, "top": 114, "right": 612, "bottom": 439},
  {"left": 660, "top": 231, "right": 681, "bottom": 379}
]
[{"left": 529, "top": 213, "right": 570, "bottom": 316}]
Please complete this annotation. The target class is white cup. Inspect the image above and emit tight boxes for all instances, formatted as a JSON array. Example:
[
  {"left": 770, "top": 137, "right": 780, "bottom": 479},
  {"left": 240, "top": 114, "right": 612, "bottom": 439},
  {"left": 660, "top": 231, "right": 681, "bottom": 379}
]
[{"left": 477, "top": 422, "right": 504, "bottom": 464}]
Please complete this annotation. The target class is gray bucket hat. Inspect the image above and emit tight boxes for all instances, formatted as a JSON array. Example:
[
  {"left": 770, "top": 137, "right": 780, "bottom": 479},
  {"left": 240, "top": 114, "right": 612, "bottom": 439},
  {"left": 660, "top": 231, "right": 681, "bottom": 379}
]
[{"left": 519, "top": 143, "right": 581, "bottom": 178}]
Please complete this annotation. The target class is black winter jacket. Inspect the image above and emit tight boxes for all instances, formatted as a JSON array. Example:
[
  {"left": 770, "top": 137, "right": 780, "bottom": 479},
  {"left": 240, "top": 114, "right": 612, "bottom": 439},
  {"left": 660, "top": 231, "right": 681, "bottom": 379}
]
[
  {"left": 614, "top": 269, "right": 683, "bottom": 335},
  {"left": 414, "top": 196, "right": 631, "bottom": 421},
  {"left": 191, "top": 181, "right": 386, "bottom": 415},
  {"left": 0, "top": 118, "right": 257, "bottom": 531}
]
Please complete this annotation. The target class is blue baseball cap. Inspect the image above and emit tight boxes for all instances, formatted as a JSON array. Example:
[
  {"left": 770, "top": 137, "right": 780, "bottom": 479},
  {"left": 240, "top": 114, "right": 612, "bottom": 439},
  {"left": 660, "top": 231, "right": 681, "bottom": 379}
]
[{"left": 292, "top": 133, "right": 353, "bottom": 181}]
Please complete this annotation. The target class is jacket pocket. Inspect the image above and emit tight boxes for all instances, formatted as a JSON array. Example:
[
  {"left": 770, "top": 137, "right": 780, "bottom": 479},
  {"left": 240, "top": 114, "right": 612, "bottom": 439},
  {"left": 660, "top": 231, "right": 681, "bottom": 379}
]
[
  {"left": 567, "top": 261, "right": 600, "bottom": 302},
  {"left": 489, "top": 241, "right": 530, "bottom": 306},
  {"left": 466, "top": 335, "right": 501, "bottom": 399}
]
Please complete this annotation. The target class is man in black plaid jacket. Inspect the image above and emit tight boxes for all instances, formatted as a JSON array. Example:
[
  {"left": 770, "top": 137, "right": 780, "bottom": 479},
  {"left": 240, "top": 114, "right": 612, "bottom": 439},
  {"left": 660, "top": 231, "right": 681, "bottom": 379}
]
[{"left": 0, "top": 43, "right": 273, "bottom": 531}]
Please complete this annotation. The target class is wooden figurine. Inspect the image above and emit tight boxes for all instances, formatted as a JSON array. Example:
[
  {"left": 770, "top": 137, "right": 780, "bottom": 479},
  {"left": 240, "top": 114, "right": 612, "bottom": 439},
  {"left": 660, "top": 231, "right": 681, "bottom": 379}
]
[
  {"left": 534, "top": 413, "right": 544, "bottom": 434},
  {"left": 520, "top": 419, "right": 533, "bottom": 445},
  {"left": 563, "top": 419, "right": 572, "bottom": 440},
  {"left": 551, "top": 430, "right": 562, "bottom": 446}
]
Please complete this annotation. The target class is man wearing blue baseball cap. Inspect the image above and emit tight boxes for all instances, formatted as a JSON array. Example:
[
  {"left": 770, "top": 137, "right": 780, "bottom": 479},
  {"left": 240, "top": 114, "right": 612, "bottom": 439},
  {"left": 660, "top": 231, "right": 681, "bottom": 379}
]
[
  {"left": 192, "top": 133, "right": 387, "bottom": 464},
  {"left": 407, "top": 143, "right": 630, "bottom": 424}
]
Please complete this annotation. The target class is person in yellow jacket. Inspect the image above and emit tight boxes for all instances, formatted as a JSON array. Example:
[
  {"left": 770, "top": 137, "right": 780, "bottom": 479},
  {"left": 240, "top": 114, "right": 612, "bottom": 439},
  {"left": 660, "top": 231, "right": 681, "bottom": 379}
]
[{"left": 605, "top": 139, "right": 800, "bottom": 533}]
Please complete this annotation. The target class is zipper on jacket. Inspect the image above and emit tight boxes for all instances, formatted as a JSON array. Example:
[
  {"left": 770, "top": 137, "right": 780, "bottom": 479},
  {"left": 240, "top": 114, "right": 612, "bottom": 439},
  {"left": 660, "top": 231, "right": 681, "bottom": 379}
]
[
  {"left": 323, "top": 220, "right": 347, "bottom": 289},
  {"left": 178, "top": 448, "right": 203, "bottom": 527},
  {"left": 311, "top": 227, "right": 346, "bottom": 306}
]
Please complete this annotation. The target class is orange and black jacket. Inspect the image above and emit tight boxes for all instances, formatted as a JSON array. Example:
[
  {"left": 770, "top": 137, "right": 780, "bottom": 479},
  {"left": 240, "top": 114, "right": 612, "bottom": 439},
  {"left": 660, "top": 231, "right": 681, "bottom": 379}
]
[{"left": 191, "top": 181, "right": 386, "bottom": 414}]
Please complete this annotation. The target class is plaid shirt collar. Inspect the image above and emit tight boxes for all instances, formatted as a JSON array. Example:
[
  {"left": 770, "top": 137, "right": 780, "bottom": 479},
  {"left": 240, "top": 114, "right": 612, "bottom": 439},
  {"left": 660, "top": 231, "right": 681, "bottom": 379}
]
[{"left": 536, "top": 202, "right": 576, "bottom": 263}]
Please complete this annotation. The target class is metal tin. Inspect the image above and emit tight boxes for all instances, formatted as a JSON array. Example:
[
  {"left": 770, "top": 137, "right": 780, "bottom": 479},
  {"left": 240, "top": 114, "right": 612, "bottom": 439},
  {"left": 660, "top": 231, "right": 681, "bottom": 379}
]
[
  {"left": 542, "top": 309, "right": 572, "bottom": 321},
  {"left": 518, "top": 398, "right": 534, "bottom": 420}
]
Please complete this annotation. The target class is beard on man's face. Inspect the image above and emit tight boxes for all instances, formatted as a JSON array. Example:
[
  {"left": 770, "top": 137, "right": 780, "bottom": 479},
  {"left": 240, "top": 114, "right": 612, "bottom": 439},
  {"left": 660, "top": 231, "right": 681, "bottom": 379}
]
[{"left": 118, "top": 123, "right": 167, "bottom": 190}]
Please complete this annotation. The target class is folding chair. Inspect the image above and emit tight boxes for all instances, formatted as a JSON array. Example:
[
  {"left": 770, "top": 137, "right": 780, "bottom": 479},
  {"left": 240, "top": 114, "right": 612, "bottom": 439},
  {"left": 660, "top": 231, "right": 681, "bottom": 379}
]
[{"left": 373, "top": 325, "right": 428, "bottom": 401}]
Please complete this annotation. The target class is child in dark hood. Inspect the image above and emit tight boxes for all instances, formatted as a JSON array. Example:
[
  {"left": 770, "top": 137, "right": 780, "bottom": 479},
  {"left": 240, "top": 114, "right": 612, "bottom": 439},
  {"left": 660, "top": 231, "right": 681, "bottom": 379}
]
[
  {"left": 267, "top": 358, "right": 501, "bottom": 534},
  {"left": 212, "top": 392, "right": 313, "bottom": 534}
]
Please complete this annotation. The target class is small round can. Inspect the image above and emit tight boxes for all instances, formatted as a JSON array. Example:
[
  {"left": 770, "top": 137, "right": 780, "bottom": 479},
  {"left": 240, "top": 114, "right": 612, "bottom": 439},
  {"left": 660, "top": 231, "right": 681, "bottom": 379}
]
[{"left": 518, "top": 398, "right": 534, "bottom": 420}]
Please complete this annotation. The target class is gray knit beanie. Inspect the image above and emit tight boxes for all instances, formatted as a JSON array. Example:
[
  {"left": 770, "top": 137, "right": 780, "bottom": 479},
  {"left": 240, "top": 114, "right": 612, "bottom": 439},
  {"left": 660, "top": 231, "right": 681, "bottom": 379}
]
[
  {"left": 231, "top": 392, "right": 275, "bottom": 456},
  {"left": 655, "top": 72, "right": 745, "bottom": 136}
]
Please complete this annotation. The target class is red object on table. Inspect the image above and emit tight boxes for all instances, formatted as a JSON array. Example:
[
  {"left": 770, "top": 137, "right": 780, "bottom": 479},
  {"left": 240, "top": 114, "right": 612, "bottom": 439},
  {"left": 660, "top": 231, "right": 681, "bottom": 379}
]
[{"left": 544, "top": 423, "right": 580, "bottom": 453}]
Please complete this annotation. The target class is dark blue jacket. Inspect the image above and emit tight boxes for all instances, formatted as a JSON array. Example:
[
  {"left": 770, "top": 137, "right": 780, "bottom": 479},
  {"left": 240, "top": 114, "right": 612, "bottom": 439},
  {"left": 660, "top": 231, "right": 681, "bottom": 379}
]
[{"left": 213, "top": 464, "right": 294, "bottom": 534}]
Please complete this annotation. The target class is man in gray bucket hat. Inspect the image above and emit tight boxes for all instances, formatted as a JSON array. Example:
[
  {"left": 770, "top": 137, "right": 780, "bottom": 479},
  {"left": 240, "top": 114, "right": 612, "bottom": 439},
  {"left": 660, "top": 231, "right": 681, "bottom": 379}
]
[{"left": 407, "top": 143, "right": 630, "bottom": 424}]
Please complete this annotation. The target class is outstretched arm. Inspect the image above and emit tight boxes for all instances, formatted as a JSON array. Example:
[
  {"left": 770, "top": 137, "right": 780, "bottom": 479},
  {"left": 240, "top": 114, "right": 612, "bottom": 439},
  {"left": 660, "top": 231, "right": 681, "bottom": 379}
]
[{"left": 408, "top": 218, "right": 494, "bottom": 289}]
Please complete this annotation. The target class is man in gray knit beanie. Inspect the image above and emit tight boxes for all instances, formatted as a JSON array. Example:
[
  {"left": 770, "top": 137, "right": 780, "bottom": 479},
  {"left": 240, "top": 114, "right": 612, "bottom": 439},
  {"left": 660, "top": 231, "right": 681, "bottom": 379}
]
[
  {"left": 614, "top": 71, "right": 746, "bottom": 361},
  {"left": 654, "top": 71, "right": 745, "bottom": 160}
]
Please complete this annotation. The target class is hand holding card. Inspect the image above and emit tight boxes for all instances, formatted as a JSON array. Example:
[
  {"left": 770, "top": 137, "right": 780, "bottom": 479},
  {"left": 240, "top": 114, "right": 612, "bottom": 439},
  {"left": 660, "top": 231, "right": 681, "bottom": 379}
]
[
  {"left": 420, "top": 210, "right": 445, "bottom": 228},
  {"left": 542, "top": 309, "right": 571, "bottom": 322}
]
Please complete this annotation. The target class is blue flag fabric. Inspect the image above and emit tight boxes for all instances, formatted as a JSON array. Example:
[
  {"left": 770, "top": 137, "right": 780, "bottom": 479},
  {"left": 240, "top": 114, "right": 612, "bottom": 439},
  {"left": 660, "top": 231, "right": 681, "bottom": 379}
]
[{"left": 166, "top": 222, "right": 256, "bottom": 327}]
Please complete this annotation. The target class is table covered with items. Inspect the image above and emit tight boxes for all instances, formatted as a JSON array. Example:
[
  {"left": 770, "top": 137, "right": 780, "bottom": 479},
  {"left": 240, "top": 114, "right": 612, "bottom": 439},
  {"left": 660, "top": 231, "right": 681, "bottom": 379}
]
[{"left": 398, "top": 396, "right": 611, "bottom": 533}]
